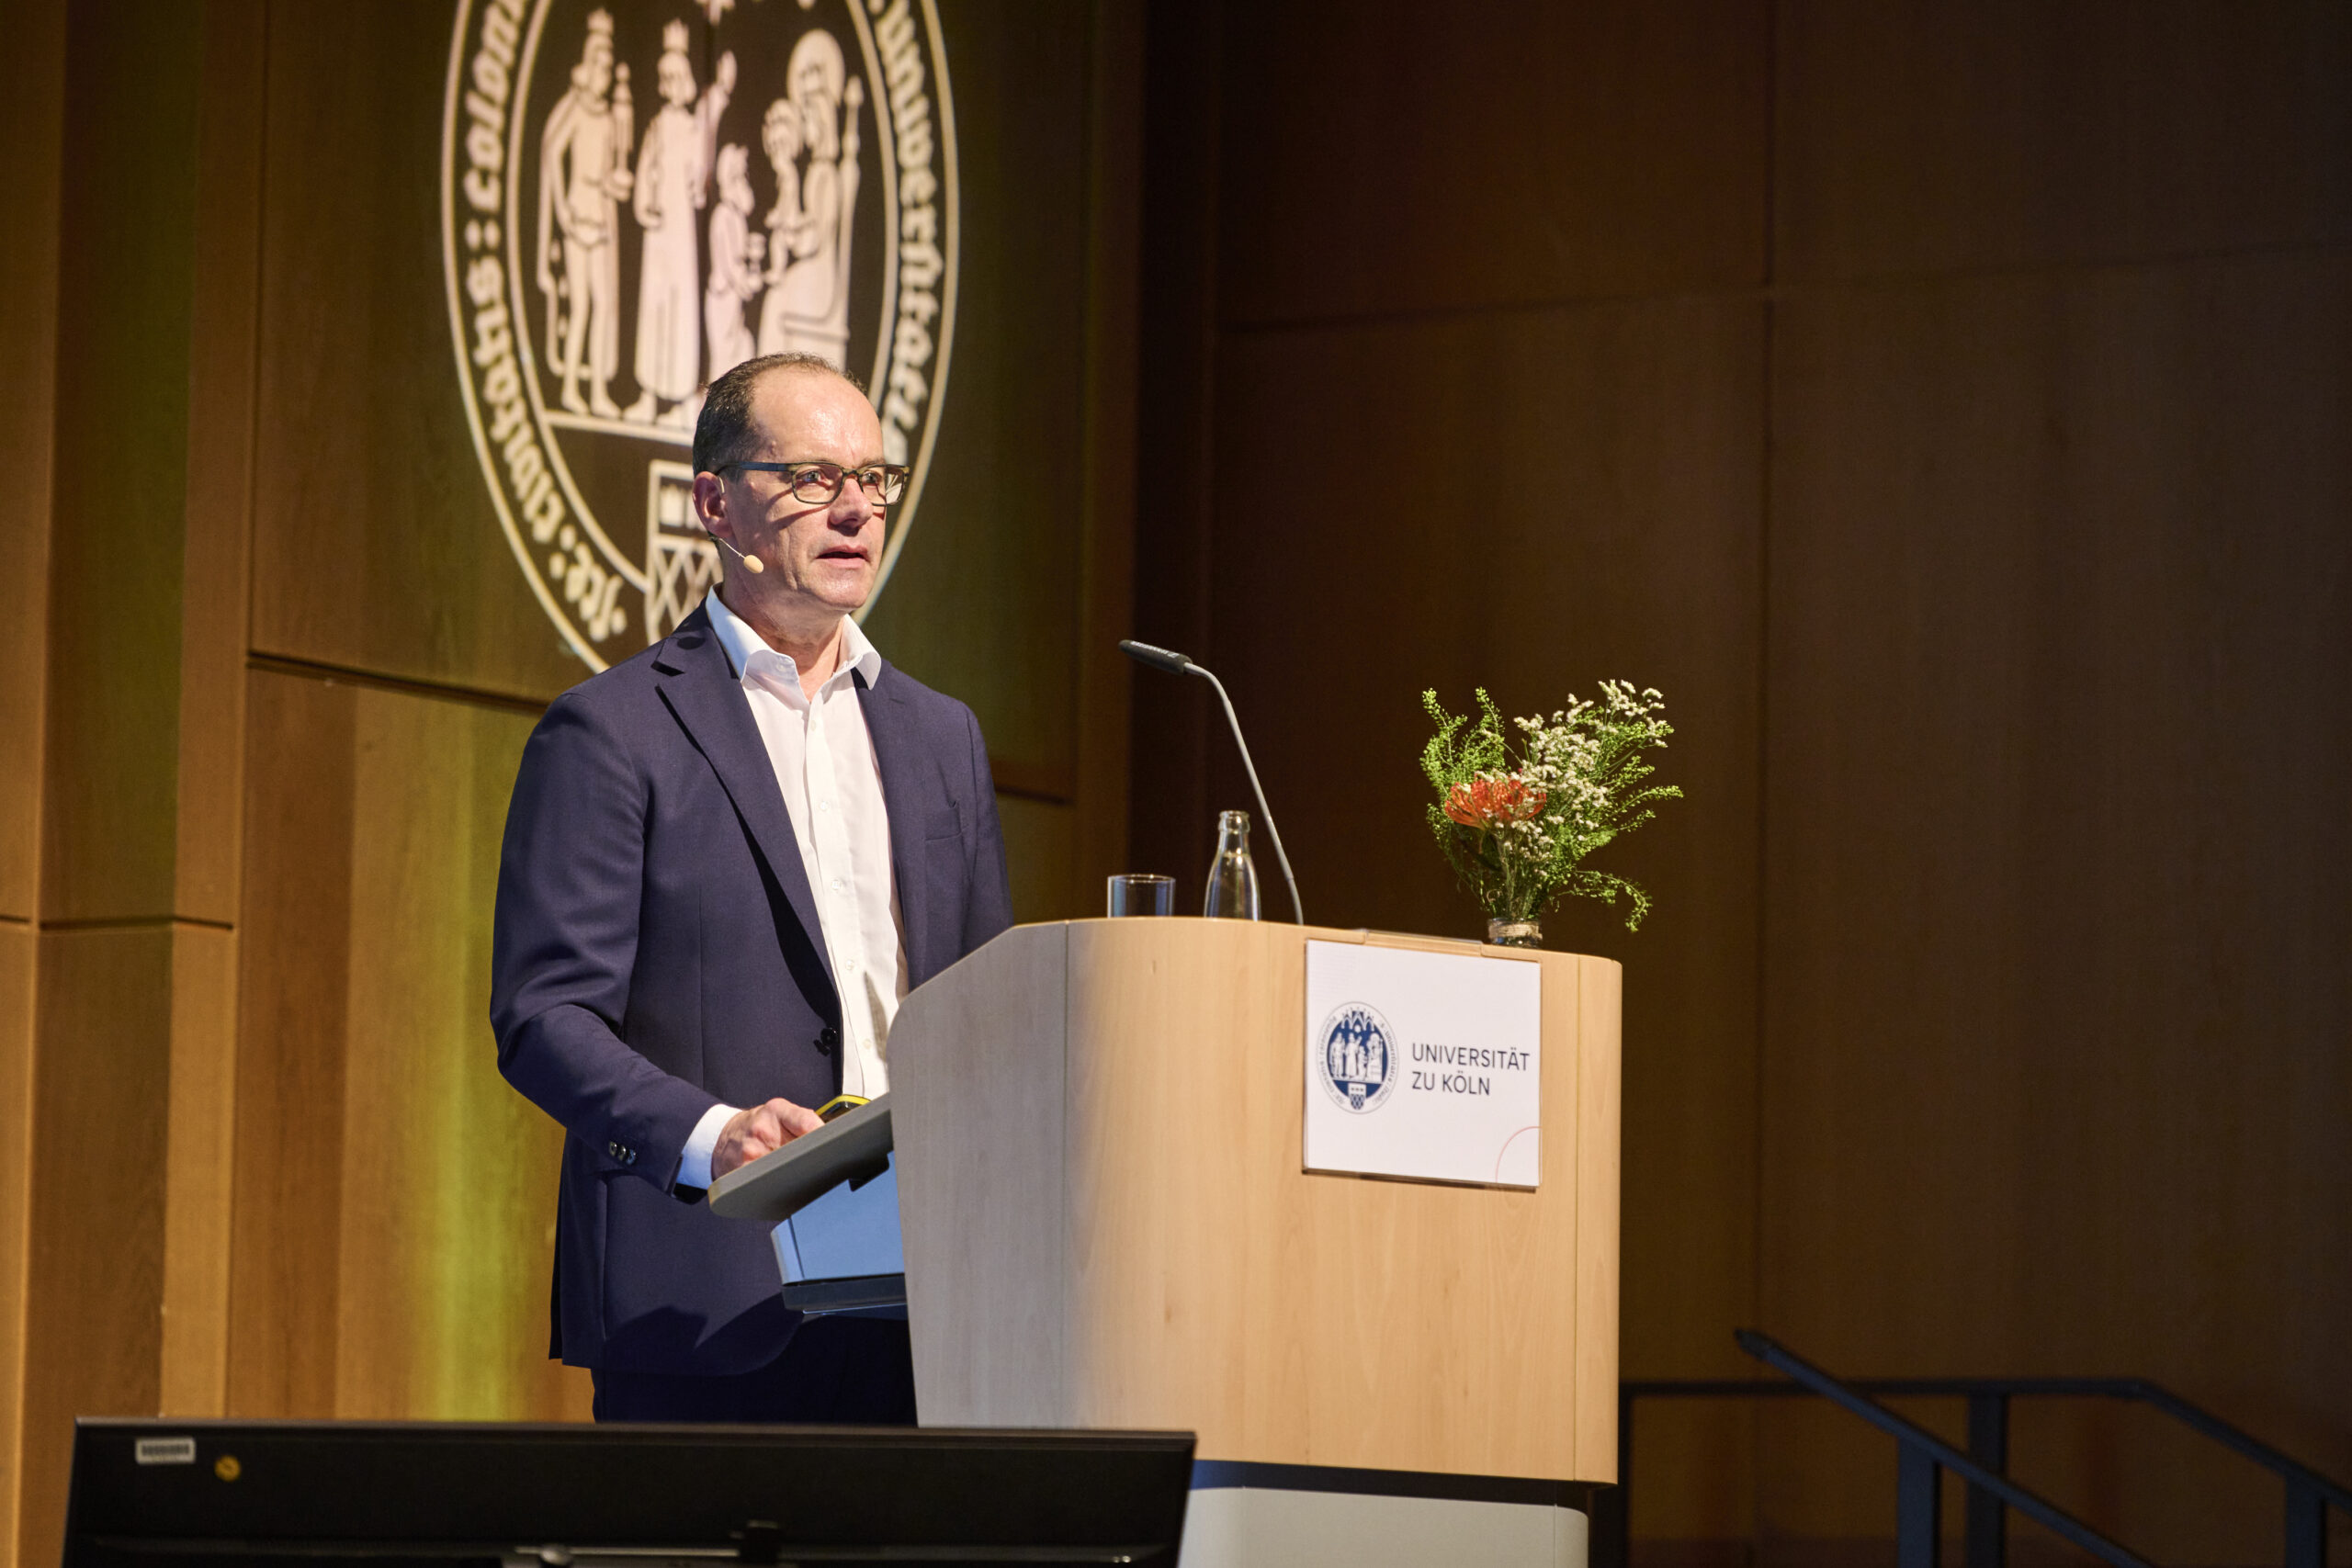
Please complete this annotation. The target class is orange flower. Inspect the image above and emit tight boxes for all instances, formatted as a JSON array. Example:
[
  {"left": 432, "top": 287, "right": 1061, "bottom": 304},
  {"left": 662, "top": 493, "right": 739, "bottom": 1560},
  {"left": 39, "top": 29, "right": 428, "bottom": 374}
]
[{"left": 1444, "top": 776, "right": 1547, "bottom": 829}]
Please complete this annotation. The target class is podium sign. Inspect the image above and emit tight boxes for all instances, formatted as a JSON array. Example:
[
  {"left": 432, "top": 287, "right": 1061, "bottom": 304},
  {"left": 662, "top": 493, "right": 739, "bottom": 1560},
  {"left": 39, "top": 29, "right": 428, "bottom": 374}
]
[{"left": 1303, "top": 940, "right": 1543, "bottom": 1188}]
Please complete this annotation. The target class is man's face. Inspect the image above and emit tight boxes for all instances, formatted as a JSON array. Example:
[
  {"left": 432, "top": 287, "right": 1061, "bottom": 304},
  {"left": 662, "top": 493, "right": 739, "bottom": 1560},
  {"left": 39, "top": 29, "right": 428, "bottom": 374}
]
[
  {"left": 726, "top": 369, "right": 887, "bottom": 615},
  {"left": 585, "top": 40, "right": 612, "bottom": 98}
]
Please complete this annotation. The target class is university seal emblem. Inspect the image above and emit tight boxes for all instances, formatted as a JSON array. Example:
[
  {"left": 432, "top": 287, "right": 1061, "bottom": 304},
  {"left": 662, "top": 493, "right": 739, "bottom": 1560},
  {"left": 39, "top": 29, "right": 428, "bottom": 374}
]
[
  {"left": 441, "top": 0, "right": 957, "bottom": 668},
  {"left": 1316, "top": 1003, "right": 1397, "bottom": 1114}
]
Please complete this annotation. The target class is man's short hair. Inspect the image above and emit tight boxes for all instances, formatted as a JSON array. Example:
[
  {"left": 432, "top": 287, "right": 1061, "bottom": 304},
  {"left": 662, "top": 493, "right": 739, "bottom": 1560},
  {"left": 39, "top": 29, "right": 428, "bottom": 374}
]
[{"left": 693, "top": 354, "right": 865, "bottom": 476}]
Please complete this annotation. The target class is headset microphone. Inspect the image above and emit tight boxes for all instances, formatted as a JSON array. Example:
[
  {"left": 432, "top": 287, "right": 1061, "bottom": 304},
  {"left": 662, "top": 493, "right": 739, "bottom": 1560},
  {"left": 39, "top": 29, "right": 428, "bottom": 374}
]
[{"left": 708, "top": 533, "right": 764, "bottom": 573}]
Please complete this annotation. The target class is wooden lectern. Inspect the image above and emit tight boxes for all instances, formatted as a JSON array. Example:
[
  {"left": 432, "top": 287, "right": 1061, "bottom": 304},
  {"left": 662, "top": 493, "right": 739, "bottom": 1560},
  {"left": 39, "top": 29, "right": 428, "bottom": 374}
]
[{"left": 888, "top": 918, "right": 1620, "bottom": 1506}]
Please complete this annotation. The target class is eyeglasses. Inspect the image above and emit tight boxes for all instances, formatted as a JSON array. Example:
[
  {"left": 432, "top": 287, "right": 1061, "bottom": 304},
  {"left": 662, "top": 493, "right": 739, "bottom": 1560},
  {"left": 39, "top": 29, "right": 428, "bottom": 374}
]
[{"left": 718, "top": 460, "right": 910, "bottom": 507}]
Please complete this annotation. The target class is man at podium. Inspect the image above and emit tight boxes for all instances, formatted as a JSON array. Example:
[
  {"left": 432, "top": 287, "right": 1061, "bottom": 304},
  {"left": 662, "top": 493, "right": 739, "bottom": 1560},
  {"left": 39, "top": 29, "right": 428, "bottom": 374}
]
[{"left": 490, "top": 353, "right": 1013, "bottom": 1423}]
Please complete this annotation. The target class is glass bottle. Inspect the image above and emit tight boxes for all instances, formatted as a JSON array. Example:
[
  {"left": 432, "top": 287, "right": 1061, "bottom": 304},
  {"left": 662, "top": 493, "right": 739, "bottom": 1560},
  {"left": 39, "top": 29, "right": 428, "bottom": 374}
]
[{"left": 1204, "top": 809, "right": 1261, "bottom": 919}]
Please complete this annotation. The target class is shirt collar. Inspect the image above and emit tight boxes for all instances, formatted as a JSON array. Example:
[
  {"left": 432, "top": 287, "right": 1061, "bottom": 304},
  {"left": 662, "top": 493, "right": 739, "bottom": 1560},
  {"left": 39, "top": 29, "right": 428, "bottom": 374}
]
[{"left": 703, "top": 587, "right": 883, "bottom": 688}]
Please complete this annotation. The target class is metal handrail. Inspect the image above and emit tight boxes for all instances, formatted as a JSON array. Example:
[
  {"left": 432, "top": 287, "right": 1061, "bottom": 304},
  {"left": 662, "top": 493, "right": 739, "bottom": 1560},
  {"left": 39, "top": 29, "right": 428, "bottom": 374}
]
[
  {"left": 1594, "top": 1330, "right": 2352, "bottom": 1568},
  {"left": 1736, "top": 1333, "right": 2154, "bottom": 1568}
]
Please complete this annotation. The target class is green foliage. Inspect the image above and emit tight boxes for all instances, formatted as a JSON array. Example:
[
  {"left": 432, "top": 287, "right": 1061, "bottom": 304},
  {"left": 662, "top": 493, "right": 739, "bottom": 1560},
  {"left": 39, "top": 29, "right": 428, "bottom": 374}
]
[{"left": 1420, "top": 682, "right": 1684, "bottom": 931}]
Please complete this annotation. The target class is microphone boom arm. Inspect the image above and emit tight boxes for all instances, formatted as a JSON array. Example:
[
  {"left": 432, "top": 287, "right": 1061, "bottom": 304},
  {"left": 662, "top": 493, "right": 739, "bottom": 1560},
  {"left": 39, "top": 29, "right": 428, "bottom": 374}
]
[{"left": 1120, "top": 639, "right": 1305, "bottom": 925}]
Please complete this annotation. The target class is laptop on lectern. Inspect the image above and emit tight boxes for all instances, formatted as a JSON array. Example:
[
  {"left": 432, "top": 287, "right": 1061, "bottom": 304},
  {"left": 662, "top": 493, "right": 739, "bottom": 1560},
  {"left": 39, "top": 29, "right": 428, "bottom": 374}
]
[{"left": 710, "top": 1093, "right": 908, "bottom": 1313}]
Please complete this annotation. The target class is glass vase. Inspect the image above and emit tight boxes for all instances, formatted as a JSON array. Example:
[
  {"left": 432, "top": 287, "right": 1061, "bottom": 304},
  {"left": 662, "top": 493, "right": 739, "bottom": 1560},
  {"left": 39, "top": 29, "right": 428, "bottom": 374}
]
[{"left": 1486, "top": 917, "right": 1542, "bottom": 950}]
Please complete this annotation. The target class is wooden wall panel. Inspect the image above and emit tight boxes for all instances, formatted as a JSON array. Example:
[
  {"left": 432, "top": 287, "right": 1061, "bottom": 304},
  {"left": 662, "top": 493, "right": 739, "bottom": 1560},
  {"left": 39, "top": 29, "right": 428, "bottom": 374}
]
[
  {"left": 225, "top": 671, "right": 356, "bottom": 1416},
  {"left": 173, "top": 0, "right": 266, "bottom": 929},
  {"left": 0, "top": 2, "right": 65, "bottom": 1540},
  {"left": 1124, "top": 0, "right": 1223, "bottom": 909},
  {"left": 1148, "top": 2, "right": 2352, "bottom": 1558},
  {"left": 19, "top": 929, "right": 173, "bottom": 1568},
  {"left": 330, "top": 685, "right": 588, "bottom": 1422},
  {"left": 1206, "top": 297, "right": 1764, "bottom": 1530},
  {"left": 1216, "top": 0, "right": 1772, "bottom": 325},
  {"left": 1761, "top": 253, "right": 2352, "bottom": 1559},
  {"left": 0, "top": 0, "right": 64, "bottom": 921},
  {"left": 862, "top": 0, "right": 1092, "bottom": 785},
  {"left": 247, "top": 2, "right": 581, "bottom": 703},
  {"left": 40, "top": 0, "right": 203, "bottom": 926},
  {"left": 0, "top": 927, "right": 36, "bottom": 1567},
  {"left": 1001, "top": 798, "right": 1083, "bottom": 927},
  {"left": 161, "top": 924, "right": 239, "bottom": 1418},
  {"left": 1774, "top": 1, "right": 2352, "bottom": 284},
  {"left": 1072, "top": 0, "right": 1142, "bottom": 912},
  {"left": 230, "top": 668, "right": 594, "bottom": 1423}
]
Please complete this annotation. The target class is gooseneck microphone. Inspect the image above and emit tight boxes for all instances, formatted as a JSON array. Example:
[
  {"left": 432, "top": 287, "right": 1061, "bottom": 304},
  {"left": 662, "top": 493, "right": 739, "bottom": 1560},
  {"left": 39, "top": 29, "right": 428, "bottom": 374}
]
[
  {"left": 709, "top": 532, "right": 765, "bottom": 573},
  {"left": 1119, "top": 639, "right": 1306, "bottom": 925}
]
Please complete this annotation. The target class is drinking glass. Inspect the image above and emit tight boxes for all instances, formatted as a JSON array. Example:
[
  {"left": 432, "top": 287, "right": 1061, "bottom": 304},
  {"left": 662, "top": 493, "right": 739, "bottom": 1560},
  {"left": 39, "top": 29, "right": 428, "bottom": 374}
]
[{"left": 1106, "top": 874, "right": 1175, "bottom": 917}]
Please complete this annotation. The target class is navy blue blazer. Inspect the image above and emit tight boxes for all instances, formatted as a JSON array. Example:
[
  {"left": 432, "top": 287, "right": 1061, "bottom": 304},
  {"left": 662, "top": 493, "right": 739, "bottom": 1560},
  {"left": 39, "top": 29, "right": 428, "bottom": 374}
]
[{"left": 489, "top": 604, "right": 1013, "bottom": 1374}]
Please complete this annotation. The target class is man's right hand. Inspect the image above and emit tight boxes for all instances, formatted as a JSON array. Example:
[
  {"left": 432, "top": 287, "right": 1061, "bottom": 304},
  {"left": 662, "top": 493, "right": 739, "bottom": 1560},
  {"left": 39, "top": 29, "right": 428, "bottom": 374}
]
[{"left": 711, "top": 1098, "right": 824, "bottom": 1179}]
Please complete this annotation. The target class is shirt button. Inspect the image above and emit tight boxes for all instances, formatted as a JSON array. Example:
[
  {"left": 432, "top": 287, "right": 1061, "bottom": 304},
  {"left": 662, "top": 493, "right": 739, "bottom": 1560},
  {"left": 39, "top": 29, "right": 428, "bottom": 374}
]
[{"left": 831, "top": 877, "right": 847, "bottom": 892}]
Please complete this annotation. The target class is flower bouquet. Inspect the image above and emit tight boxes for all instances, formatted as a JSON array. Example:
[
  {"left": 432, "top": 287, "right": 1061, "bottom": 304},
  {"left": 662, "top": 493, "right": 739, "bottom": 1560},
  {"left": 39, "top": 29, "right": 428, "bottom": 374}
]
[{"left": 1419, "top": 682, "right": 1682, "bottom": 944}]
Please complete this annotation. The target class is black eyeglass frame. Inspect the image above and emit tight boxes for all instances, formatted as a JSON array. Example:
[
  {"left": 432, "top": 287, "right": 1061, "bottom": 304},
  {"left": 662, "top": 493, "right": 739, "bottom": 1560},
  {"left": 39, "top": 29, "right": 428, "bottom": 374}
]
[{"left": 716, "top": 459, "right": 910, "bottom": 506}]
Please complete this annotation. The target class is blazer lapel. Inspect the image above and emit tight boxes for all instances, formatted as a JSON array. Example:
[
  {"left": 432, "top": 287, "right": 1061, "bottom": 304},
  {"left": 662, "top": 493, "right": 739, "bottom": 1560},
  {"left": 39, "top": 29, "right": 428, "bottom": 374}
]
[
  {"left": 858, "top": 661, "right": 933, "bottom": 985},
  {"left": 654, "top": 607, "right": 837, "bottom": 998}
]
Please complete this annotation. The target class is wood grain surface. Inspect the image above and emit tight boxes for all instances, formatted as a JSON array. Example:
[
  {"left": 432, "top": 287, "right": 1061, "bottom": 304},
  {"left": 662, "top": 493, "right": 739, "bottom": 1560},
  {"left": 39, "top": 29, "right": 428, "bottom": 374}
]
[
  {"left": 1759, "top": 246, "right": 2352, "bottom": 1554},
  {"left": 0, "top": 926, "right": 37, "bottom": 1566},
  {"left": 893, "top": 923, "right": 1072, "bottom": 1428},
  {"left": 1136, "top": 3, "right": 2352, "bottom": 1557},
  {"left": 161, "top": 924, "right": 238, "bottom": 1418},
  {"left": 226, "top": 671, "right": 592, "bottom": 1427},
  {"left": 1216, "top": 0, "right": 1771, "bottom": 325},
  {"left": 20, "top": 930, "right": 172, "bottom": 1563},
  {"left": 895, "top": 919, "right": 1621, "bottom": 1483},
  {"left": 0, "top": 6, "right": 64, "bottom": 1556},
  {"left": 0, "top": 0, "right": 64, "bottom": 925}
]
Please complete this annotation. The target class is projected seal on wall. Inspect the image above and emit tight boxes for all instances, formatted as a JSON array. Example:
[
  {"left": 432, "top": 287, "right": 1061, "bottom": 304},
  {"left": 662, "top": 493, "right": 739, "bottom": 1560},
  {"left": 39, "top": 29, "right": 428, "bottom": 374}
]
[{"left": 441, "top": 0, "right": 957, "bottom": 668}]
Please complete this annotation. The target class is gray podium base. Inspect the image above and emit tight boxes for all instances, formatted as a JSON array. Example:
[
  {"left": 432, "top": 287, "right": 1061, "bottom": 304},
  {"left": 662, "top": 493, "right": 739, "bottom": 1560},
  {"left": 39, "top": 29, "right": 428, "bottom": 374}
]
[{"left": 1178, "top": 1462, "right": 1590, "bottom": 1568}]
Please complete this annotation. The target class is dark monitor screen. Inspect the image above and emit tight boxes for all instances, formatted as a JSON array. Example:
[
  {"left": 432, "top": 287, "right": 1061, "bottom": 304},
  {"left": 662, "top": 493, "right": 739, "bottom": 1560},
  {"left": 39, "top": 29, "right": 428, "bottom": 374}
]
[{"left": 64, "top": 1419, "right": 1194, "bottom": 1566}]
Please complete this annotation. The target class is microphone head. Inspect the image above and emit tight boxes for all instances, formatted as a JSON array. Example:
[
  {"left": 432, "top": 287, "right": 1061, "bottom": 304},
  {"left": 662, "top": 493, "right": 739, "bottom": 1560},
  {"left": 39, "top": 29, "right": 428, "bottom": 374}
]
[
  {"left": 1118, "top": 638, "right": 1193, "bottom": 673},
  {"left": 709, "top": 530, "right": 766, "bottom": 573}
]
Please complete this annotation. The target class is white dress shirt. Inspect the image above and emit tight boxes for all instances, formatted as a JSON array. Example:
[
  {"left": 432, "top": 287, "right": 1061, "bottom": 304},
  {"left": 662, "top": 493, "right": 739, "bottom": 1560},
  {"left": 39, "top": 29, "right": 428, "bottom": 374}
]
[{"left": 678, "top": 587, "right": 910, "bottom": 1189}]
